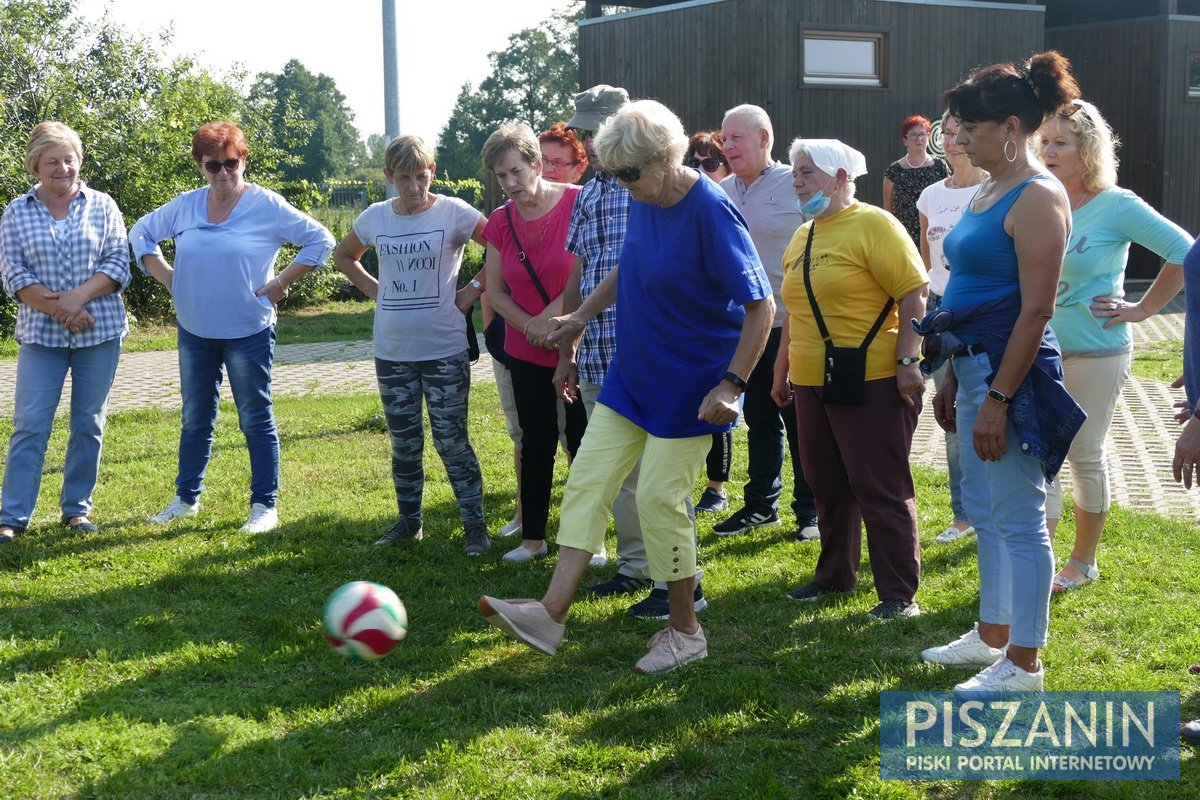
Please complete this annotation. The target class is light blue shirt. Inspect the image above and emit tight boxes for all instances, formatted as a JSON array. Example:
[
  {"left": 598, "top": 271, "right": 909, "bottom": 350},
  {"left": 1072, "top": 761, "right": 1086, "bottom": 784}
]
[
  {"left": 130, "top": 184, "right": 334, "bottom": 339},
  {"left": 1054, "top": 186, "right": 1193, "bottom": 356},
  {"left": 0, "top": 182, "right": 130, "bottom": 348}
]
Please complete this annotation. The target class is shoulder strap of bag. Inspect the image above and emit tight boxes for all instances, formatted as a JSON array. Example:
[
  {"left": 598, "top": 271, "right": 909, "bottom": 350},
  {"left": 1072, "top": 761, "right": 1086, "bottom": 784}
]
[
  {"left": 504, "top": 203, "right": 552, "bottom": 306},
  {"left": 801, "top": 222, "right": 895, "bottom": 349}
]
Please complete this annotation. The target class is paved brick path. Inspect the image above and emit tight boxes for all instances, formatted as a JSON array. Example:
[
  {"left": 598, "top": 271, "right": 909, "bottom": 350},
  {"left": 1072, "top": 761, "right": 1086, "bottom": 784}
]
[{"left": 2, "top": 296, "right": 1196, "bottom": 519}]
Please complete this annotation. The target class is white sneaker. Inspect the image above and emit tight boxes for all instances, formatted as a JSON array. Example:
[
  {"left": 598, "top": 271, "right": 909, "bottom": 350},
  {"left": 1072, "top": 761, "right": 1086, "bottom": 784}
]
[
  {"left": 589, "top": 545, "right": 608, "bottom": 568},
  {"left": 240, "top": 503, "right": 279, "bottom": 533},
  {"left": 934, "top": 523, "right": 975, "bottom": 543},
  {"left": 150, "top": 496, "right": 199, "bottom": 524},
  {"left": 921, "top": 623, "right": 1007, "bottom": 667},
  {"left": 955, "top": 658, "right": 1044, "bottom": 692}
]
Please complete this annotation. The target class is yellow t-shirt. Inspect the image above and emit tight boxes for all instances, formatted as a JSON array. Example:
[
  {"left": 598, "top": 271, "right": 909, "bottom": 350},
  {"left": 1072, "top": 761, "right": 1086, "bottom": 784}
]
[{"left": 781, "top": 203, "right": 928, "bottom": 386}]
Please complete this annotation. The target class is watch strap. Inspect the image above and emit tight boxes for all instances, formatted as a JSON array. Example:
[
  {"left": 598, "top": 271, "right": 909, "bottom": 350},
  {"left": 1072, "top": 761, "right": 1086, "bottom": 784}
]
[{"left": 722, "top": 371, "right": 748, "bottom": 391}]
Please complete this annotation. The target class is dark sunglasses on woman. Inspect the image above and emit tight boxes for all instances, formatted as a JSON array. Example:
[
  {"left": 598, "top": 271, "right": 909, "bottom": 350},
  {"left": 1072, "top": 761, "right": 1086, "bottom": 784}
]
[
  {"left": 687, "top": 156, "right": 725, "bottom": 174},
  {"left": 203, "top": 158, "right": 241, "bottom": 173}
]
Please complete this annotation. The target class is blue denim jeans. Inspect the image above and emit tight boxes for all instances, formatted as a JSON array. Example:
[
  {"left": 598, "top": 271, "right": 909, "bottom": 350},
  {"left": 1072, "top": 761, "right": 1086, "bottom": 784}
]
[
  {"left": 744, "top": 326, "right": 816, "bottom": 518},
  {"left": 954, "top": 352, "right": 1052, "bottom": 648},
  {"left": 176, "top": 325, "right": 278, "bottom": 508},
  {"left": 1, "top": 337, "right": 122, "bottom": 527}
]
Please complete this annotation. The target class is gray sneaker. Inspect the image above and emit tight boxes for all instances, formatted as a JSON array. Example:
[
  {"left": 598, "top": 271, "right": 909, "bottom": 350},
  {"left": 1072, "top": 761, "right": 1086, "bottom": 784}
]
[
  {"left": 463, "top": 524, "right": 491, "bottom": 556},
  {"left": 374, "top": 517, "right": 423, "bottom": 546},
  {"left": 634, "top": 625, "right": 708, "bottom": 674}
]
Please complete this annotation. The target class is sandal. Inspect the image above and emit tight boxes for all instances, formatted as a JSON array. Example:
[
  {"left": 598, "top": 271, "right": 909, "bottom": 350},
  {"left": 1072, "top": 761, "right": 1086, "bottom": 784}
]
[
  {"left": 0, "top": 524, "right": 25, "bottom": 544},
  {"left": 1051, "top": 557, "right": 1099, "bottom": 593}
]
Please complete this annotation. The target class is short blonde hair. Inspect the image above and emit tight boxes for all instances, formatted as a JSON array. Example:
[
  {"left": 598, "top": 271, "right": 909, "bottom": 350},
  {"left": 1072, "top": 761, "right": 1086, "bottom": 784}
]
[
  {"left": 385, "top": 135, "right": 436, "bottom": 173},
  {"left": 25, "top": 121, "right": 83, "bottom": 174},
  {"left": 593, "top": 99, "right": 688, "bottom": 172},
  {"left": 481, "top": 122, "right": 540, "bottom": 173},
  {"left": 1042, "top": 100, "right": 1120, "bottom": 193}
]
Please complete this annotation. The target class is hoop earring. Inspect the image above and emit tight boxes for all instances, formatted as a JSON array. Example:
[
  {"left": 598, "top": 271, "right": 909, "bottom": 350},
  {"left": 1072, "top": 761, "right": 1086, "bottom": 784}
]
[{"left": 1004, "top": 140, "right": 1017, "bottom": 163}]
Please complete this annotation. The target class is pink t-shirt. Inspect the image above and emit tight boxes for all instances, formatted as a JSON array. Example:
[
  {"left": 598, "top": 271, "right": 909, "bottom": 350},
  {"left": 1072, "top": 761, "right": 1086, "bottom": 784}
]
[{"left": 482, "top": 184, "right": 581, "bottom": 367}]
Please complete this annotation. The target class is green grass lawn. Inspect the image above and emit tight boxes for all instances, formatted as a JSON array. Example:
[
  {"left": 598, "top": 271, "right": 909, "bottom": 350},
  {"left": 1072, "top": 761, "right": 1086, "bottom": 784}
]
[
  {"left": 0, "top": 389, "right": 1197, "bottom": 798},
  {"left": 1132, "top": 338, "right": 1184, "bottom": 383}
]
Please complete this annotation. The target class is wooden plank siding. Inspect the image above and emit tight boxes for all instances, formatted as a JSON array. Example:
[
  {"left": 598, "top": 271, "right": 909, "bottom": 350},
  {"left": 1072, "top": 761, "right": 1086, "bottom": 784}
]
[
  {"left": 1164, "top": 19, "right": 1200, "bottom": 245},
  {"left": 579, "top": 0, "right": 1043, "bottom": 207}
]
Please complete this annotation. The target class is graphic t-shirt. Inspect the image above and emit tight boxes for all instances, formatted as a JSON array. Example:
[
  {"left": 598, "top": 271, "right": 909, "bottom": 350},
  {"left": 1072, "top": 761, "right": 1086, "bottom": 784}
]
[
  {"left": 352, "top": 195, "right": 484, "bottom": 361},
  {"left": 915, "top": 179, "right": 980, "bottom": 296}
]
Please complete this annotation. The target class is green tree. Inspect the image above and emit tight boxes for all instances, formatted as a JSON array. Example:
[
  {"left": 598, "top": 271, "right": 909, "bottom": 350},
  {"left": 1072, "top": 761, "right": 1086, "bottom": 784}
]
[
  {"left": 0, "top": 0, "right": 285, "bottom": 329},
  {"left": 249, "top": 59, "right": 365, "bottom": 184},
  {"left": 436, "top": 8, "right": 580, "bottom": 183}
]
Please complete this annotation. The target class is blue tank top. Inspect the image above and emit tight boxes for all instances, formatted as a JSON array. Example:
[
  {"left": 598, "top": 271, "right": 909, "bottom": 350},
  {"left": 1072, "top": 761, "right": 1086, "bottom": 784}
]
[{"left": 940, "top": 174, "right": 1054, "bottom": 307}]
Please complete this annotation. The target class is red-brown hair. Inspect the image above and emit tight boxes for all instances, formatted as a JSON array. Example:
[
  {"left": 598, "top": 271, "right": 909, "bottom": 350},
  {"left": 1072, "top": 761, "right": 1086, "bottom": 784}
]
[
  {"left": 900, "top": 115, "right": 932, "bottom": 139},
  {"left": 685, "top": 130, "right": 727, "bottom": 163},
  {"left": 538, "top": 123, "right": 587, "bottom": 168},
  {"left": 191, "top": 121, "right": 249, "bottom": 161}
]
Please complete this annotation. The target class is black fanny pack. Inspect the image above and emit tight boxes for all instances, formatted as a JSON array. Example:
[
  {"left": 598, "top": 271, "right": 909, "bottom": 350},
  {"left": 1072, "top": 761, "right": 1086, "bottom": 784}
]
[{"left": 802, "top": 223, "right": 894, "bottom": 406}]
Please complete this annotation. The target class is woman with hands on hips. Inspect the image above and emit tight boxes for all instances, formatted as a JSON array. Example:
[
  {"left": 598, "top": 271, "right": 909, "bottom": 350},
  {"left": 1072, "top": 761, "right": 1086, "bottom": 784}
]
[
  {"left": 479, "top": 100, "right": 773, "bottom": 674},
  {"left": 0, "top": 122, "right": 131, "bottom": 543},
  {"left": 130, "top": 121, "right": 334, "bottom": 534},
  {"left": 1037, "top": 99, "right": 1193, "bottom": 592}
]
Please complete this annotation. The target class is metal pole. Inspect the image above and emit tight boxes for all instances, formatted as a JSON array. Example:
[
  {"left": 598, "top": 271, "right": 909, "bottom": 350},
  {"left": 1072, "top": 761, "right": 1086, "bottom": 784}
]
[{"left": 382, "top": 0, "right": 400, "bottom": 195}]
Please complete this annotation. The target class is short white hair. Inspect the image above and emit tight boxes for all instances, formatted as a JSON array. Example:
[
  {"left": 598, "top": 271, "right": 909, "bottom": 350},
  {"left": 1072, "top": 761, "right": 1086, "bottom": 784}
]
[
  {"left": 593, "top": 99, "right": 688, "bottom": 171},
  {"left": 722, "top": 104, "right": 774, "bottom": 151},
  {"left": 788, "top": 138, "right": 858, "bottom": 199}
]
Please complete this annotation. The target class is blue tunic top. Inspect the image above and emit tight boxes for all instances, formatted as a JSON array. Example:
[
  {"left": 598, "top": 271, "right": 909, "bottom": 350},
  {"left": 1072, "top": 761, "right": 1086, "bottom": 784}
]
[{"left": 598, "top": 177, "right": 770, "bottom": 439}]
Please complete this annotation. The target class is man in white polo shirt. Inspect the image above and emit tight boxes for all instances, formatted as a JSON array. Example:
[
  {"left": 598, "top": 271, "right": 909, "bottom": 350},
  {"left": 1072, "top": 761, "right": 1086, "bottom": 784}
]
[{"left": 713, "top": 104, "right": 818, "bottom": 542}]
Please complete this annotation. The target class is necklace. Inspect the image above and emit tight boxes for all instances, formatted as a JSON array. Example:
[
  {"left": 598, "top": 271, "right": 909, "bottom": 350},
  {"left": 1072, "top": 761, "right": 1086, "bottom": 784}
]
[
  {"left": 903, "top": 153, "right": 926, "bottom": 169},
  {"left": 1070, "top": 190, "right": 1092, "bottom": 211}
]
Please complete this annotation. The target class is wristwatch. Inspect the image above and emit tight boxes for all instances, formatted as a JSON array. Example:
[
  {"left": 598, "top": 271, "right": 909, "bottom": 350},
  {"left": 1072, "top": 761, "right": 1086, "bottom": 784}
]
[
  {"left": 469, "top": 278, "right": 483, "bottom": 290},
  {"left": 986, "top": 387, "right": 1013, "bottom": 405},
  {"left": 722, "top": 371, "right": 749, "bottom": 392},
  {"left": 896, "top": 356, "right": 920, "bottom": 366}
]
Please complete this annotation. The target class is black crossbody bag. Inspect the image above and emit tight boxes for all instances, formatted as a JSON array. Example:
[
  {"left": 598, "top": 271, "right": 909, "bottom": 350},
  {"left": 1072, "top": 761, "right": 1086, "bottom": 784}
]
[
  {"left": 801, "top": 223, "right": 894, "bottom": 405},
  {"left": 482, "top": 203, "right": 555, "bottom": 366}
]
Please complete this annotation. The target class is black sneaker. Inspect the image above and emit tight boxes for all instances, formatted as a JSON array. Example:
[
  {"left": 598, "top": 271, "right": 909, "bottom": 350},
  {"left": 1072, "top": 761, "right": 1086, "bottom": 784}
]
[
  {"left": 374, "top": 517, "right": 423, "bottom": 546},
  {"left": 713, "top": 507, "right": 779, "bottom": 536},
  {"left": 786, "top": 581, "right": 832, "bottom": 602},
  {"left": 867, "top": 599, "right": 920, "bottom": 620},
  {"left": 463, "top": 523, "right": 491, "bottom": 556},
  {"left": 695, "top": 487, "right": 729, "bottom": 514},
  {"left": 628, "top": 583, "right": 709, "bottom": 620},
  {"left": 585, "top": 572, "right": 652, "bottom": 597},
  {"left": 795, "top": 515, "right": 820, "bottom": 542}
]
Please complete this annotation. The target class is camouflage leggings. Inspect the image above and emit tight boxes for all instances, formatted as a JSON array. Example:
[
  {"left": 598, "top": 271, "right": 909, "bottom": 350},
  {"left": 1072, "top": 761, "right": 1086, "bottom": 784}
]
[{"left": 375, "top": 351, "right": 484, "bottom": 526}]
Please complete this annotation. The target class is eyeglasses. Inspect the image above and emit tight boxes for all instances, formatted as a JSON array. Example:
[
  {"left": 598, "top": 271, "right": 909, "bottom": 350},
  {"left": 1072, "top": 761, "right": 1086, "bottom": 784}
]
[
  {"left": 544, "top": 158, "right": 580, "bottom": 170},
  {"left": 203, "top": 158, "right": 241, "bottom": 173},
  {"left": 906, "top": 131, "right": 929, "bottom": 140},
  {"left": 611, "top": 166, "right": 641, "bottom": 183},
  {"left": 1058, "top": 99, "right": 1093, "bottom": 123},
  {"left": 566, "top": 127, "right": 594, "bottom": 141},
  {"left": 687, "top": 156, "right": 725, "bottom": 173}
]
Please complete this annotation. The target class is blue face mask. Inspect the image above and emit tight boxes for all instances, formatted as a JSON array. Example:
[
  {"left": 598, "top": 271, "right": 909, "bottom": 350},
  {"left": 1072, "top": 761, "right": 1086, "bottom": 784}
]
[{"left": 798, "top": 175, "right": 836, "bottom": 216}]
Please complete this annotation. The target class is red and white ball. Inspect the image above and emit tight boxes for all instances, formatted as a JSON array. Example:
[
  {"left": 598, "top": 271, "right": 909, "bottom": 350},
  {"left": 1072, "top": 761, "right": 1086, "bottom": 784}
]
[{"left": 323, "top": 581, "right": 408, "bottom": 660}]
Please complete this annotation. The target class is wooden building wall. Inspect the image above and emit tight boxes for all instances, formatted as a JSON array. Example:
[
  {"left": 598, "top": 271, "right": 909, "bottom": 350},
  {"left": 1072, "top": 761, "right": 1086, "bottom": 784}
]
[
  {"left": 1164, "top": 18, "right": 1200, "bottom": 240},
  {"left": 579, "top": 0, "right": 1044, "bottom": 207}
]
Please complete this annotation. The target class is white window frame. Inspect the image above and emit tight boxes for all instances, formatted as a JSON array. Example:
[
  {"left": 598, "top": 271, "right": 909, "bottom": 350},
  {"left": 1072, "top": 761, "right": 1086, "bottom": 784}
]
[{"left": 803, "top": 31, "right": 886, "bottom": 88}]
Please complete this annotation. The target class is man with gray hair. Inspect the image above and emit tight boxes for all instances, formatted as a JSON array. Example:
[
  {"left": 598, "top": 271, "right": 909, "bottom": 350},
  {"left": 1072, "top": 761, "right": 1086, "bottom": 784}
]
[{"left": 713, "top": 104, "right": 818, "bottom": 541}]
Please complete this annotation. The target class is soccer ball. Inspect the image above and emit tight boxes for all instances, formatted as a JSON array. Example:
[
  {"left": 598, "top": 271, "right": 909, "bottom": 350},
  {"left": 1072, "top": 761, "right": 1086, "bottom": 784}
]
[{"left": 323, "top": 581, "right": 408, "bottom": 660}]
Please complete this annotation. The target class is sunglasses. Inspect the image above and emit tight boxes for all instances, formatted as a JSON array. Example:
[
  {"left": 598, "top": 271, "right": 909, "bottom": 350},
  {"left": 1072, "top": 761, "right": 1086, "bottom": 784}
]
[
  {"left": 566, "top": 127, "right": 594, "bottom": 140},
  {"left": 687, "top": 156, "right": 725, "bottom": 173},
  {"left": 611, "top": 166, "right": 641, "bottom": 183},
  {"left": 203, "top": 158, "right": 241, "bottom": 173}
]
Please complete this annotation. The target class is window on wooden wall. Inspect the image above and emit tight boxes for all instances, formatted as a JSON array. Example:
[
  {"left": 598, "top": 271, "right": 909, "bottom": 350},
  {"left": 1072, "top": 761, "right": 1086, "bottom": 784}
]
[
  {"left": 1190, "top": 51, "right": 1200, "bottom": 99},
  {"left": 803, "top": 32, "right": 886, "bottom": 87}
]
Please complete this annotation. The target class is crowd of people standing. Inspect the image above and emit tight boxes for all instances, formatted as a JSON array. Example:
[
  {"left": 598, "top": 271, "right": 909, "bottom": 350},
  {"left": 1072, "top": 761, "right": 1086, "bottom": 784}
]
[{"left": 1, "top": 50, "right": 1199, "bottom": 722}]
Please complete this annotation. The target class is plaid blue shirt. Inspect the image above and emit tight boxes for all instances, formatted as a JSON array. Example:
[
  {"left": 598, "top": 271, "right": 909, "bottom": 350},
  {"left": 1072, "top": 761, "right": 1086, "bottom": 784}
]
[
  {"left": 0, "top": 182, "right": 130, "bottom": 348},
  {"left": 566, "top": 172, "right": 630, "bottom": 384}
]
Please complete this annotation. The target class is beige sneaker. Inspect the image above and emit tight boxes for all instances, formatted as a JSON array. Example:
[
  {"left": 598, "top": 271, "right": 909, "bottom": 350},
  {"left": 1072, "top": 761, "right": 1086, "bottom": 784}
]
[
  {"left": 477, "top": 596, "right": 564, "bottom": 655},
  {"left": 634, "top": 625, "right": 708, "bottom": 674}
]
